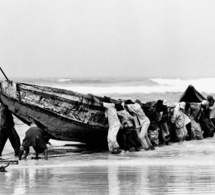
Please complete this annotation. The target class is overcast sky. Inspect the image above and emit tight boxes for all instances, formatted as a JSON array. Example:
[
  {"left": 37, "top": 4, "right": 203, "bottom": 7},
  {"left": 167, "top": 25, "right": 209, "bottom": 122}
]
[{"left": 0, "top": 0, "right": 215, "bottom": 79}]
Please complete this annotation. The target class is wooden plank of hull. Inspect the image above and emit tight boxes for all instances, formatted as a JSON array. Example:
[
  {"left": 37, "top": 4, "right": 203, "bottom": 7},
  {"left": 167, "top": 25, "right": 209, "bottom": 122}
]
[
  {"left": 17, "top": 84, "right": 108, "bottom": 127},
  {"left": 0, "top": 81, "right": 109, "bottom": 147},
  {"left": 1, "top": 94, "right": 108, "bottom": 146}
]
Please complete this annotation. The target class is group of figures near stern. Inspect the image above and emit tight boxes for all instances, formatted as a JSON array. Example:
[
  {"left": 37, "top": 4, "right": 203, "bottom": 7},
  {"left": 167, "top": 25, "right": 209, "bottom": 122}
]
[{"left": 92, "top": 94, "right": 215, "bottom": 154}]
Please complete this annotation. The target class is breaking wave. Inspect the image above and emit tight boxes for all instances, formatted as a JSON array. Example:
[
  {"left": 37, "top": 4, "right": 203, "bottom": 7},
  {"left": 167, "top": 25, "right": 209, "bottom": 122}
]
[{"left": 51, "top": 77, "right": 215, "bottom": 95}]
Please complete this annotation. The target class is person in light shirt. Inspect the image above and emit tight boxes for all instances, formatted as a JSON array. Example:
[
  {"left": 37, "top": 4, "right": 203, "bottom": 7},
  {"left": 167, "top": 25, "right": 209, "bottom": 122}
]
[
  {"left": 116, "top": 103, "right": 142, "bottom": 151},
  {"left": 171, "top": 103, "right": 187, "bottom": 142},
  {"left": 124, "top": 99, "right": 154, "bottom": 150},
  {"left": 88, "top": 94, "right": 123, "bottom": 154},
  {"left": 103, "top": 101, "right": 122, "bottom": 154}
]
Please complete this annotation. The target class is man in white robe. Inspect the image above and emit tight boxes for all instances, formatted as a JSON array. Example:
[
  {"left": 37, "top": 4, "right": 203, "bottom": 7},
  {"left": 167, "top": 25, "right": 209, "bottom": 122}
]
[{"left": 103, "top": 102, "right": 121, "bottom": 153}]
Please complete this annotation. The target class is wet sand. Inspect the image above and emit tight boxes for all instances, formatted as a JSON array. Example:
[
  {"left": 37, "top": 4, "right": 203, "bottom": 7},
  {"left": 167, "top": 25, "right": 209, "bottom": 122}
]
[
  {"left": 1, "top": 136, "right": 215, "bottom": 195},
  {"left": 1, "top": 118, "right": 215, "bottom": 194}
]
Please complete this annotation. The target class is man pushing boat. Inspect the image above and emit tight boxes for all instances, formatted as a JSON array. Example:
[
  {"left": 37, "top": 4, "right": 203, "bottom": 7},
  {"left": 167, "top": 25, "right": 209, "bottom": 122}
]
[{"left": 0, "top": 102, "right": 21, "bottom": 156}]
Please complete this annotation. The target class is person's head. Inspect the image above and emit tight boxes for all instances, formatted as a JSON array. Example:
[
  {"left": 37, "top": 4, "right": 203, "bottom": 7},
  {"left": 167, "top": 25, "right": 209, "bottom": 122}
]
[
  {"left": 125, "top": 99, "right": 134, "bottom": 105},
  {"left": 118, "top": 99, "right": 123, "bottom": 104},
  {"left": 135, "top": 99, "right": 142, "bottom": 106},
  {"left": 115, "top": 103, "right": 124, "bottom": 111},
  {"left": 103, "top": 96, "right": 112, "bottom": 103},
  {"left": 207, "top": 95, "right": 214, "bottom": 107},
  {"left": 179, "top": 102, "right": 186, "bottom": 110},
  {"left": 162, "top": 99, "right": 168, "bottom": 106},
  {"left": 168, "top": 107, "right": 175, "bottom": 117},
  {"left": 201, "top": 100, "right": 209, "bottom": 109},
  {"left": 156, "top": 100, "right": 163, "bottom": 111}
]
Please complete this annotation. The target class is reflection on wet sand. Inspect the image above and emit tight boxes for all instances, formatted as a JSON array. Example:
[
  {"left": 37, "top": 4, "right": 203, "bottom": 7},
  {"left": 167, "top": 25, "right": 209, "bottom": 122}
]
[
  {"left": 1, "top": 164, "right": 215, "bottom": 195},
  {"left": 2, "top": 138, "right": 215, "bottom": 194}
]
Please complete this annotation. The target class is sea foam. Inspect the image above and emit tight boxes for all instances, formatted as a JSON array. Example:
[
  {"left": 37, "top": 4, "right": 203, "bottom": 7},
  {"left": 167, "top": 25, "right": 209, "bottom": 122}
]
[{"left": 52, "top": 77, "right": 215, "bottom": 95}]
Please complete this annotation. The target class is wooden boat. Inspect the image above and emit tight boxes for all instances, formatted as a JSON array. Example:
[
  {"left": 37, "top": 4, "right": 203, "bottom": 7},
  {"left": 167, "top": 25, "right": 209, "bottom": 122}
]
[
  {"left": 0, "top": 73, "right": 207, "bottom": 148},
  {"left": 0, "top": 80, "right": 112, "bottom": 147}
]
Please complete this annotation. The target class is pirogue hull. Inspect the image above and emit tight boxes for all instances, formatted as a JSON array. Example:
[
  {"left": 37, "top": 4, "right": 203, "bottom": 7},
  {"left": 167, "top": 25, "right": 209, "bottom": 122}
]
[{"left": 0, "top": 80, "right": 109, "bottom": 147}]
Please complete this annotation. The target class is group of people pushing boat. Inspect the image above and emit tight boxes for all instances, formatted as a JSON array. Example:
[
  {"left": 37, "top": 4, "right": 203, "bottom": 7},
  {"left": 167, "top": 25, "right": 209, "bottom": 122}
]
[
  {"left": 92, "top": 94, "right": 215, "bottom": 154},
  {"left": 1, "top": 93, "right": 215, "bottom": 159}
]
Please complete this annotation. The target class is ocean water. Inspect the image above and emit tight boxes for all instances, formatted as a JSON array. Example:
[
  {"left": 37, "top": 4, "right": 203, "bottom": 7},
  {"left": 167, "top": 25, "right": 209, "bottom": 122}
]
[
  {"left": 1, "top": 77, "right": 215, "bottom": 194},
  {"left": 14, "top": 76, "right": 215, "bottom": 104}
]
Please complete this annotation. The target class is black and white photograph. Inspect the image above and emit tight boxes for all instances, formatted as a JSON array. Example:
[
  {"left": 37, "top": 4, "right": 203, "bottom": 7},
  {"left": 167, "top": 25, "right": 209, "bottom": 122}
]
[{"left": 1, "top": 1, "right": 215, "bottom": 194}]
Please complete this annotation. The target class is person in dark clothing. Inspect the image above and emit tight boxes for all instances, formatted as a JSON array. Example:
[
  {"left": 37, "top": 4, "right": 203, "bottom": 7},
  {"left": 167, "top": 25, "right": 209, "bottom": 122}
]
[
  {"left": 199, "top": 100, "right": 215, "bottom": 138},
  {"left": 157, "top": 100, "right": 170, "bottom": 145},
  {"left": 116, "top": 103, "right": 142, "bottom": 152},
  {"left": 145, "top": 101, "right": 161, "bottom": 147},
  {"left": 207, "top": 95, "right": 215, "bottom": 127},
  {"left": 0, "top": 103, "right": 20, "bottom": 156},
  {"left": 191, "top": 100, "right": 215, "bottom": 138},
  {"left": 19, "top": 123, "right": 48, "bottom": 160}
]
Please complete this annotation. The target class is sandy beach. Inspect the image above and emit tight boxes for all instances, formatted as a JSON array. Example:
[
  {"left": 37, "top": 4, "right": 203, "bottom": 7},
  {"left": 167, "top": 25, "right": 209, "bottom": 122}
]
[{"left": 1, "top": 118, "right": 215, "bottom": 195}]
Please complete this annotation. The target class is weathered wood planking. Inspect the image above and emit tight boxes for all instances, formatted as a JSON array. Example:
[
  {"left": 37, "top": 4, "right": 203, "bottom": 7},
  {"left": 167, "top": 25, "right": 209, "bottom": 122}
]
[{"left": 0, "top": 81, "right": 108, "bottom": 146}]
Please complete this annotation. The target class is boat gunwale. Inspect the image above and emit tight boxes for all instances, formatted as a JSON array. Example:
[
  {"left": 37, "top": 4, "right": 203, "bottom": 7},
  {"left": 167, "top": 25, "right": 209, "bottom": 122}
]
[
  {"left": 18, "top": 82, "right": 110, "bottom": 104},
  {"left": 18, "top": 84, "right": 105, "bottom": 111}
]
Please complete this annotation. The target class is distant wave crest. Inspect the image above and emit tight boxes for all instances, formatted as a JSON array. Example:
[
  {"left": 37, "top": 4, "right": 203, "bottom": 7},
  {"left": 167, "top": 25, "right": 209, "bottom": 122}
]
[
  {"left": 152, "top": 78, "right": 215, "bottom": 93},
  {"left": 56, "top": 79, "right": 72, "bottom": 82},
  {"left": 51, "top": 77, "right": 215, "bottom": 95}
]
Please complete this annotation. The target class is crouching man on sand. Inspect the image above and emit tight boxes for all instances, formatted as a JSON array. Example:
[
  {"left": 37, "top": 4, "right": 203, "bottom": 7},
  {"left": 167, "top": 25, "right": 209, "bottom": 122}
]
[{"left": 19, "top": 123, "right": 48, "bottom": 160}]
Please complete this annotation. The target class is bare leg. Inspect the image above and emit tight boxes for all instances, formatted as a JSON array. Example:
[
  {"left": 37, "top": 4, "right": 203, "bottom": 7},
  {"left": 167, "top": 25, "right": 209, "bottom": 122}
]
[
  {"left": 35, "top": 152, "right": 39, "bottom": 159},
  {"left": 107, "top": 124, "right": 121, "bottom": 152},
  {"left": 145, "top": 133, "right": 154, "bottom": 147},
  {"left": 0, "top": 130, "right": 8, "bottom": 156},
  {"left": 138, "top": 119, "right": 154, "bottom": 149},
  {"left": 18, "top": 149, "right": 24, "bottom": 160},
  {"left": 23, "top": 147, "right": 29, "bottom": 159},
  {"left": 7, "top": 127, "right": 21, "bottom": 156},
  {"left": 159, "top": 122, "right": 170, "bottom": 144}
]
